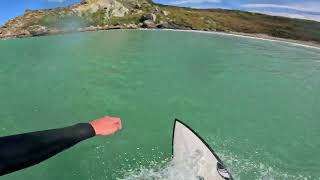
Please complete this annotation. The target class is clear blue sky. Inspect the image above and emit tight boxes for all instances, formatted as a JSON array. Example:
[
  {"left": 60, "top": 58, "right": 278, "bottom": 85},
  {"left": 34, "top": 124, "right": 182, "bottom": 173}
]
[
  {"left": 1, "top": 0, "right": 320, "bottom": 26},
  {"left": 154, "top": 0, "right": 320, "bottom": 22},
  {"left": 0, "top": 0, "right": 80, "bottom": 26}
]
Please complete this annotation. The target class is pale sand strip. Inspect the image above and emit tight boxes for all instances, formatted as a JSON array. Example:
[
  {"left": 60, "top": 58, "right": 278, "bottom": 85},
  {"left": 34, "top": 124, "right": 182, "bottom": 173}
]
[{"left": 138, "top": 28, "right": 320, "bottom": 51}]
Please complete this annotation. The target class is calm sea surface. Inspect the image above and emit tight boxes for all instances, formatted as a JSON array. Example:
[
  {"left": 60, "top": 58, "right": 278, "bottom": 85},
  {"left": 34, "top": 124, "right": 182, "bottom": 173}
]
[{"left": 0, "top": 30, "right": 320, "bottom": 179}]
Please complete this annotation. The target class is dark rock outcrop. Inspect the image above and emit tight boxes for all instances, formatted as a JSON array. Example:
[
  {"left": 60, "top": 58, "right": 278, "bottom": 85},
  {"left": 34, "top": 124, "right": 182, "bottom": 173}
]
[
  {"left": 142, "top": 20, "right": 156, "bottom": 28},
  {"left": 27, "top": 25, "right": 48, "bottom": 36},
  {"left": 140, "top": 13, "right": 156, "bottom": 22}
]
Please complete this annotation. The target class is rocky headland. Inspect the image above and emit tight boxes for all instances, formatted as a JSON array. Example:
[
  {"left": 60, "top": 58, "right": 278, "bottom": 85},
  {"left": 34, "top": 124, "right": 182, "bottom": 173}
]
[{"left": 1, "top": 0, "right": 320, "bottom": 44}]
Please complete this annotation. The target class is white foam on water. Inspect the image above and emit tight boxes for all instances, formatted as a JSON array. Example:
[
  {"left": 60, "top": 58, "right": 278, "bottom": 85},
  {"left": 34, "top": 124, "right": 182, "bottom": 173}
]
[
  {"left": 219, "top": 152, "right": 320, "bottom": 180},
  {"left": 119, "top": 150, "right": 207, "bottom": 180},
  {"left": 119, "top": 152, "right": 318, "bottom": 180},
  {"left": 207, "top": 137, "right": 319, "bottom": 180}
]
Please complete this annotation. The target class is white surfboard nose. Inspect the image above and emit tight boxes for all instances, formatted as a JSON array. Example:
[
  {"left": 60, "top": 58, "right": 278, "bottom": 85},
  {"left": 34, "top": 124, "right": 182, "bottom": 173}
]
[{"left": 172, "top": 119, "right": 233, "bottom": 180}]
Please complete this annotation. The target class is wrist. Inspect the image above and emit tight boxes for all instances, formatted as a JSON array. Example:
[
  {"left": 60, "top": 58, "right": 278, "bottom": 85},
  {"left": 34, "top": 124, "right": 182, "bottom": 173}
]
[{"left": 88, "top": 122, "right": 97, "bottom": 136}]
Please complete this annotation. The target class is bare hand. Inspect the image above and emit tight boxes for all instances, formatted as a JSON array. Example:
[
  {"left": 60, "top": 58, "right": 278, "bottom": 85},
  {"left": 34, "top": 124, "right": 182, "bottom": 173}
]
[{"left": 89, "top": 116, "right": 122, "bottom": 136}]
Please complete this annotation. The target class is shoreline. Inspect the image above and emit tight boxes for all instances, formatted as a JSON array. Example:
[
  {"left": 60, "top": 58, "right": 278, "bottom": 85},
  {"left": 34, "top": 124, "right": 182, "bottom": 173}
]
[
  {"left": 2, "top": 27, "right": 320, "bottom": 50},
  {"left": 146, "top": 29, "right": 320, "bottom": 50}
]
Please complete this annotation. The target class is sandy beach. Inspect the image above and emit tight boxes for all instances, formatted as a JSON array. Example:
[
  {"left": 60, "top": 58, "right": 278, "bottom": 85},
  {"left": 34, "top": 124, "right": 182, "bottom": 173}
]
[
  {"left": 2, "top": 27, "right": 320, "bottom": 51},
  {"left": 141, "top": 28, "right": 320, "bottom": 50}
]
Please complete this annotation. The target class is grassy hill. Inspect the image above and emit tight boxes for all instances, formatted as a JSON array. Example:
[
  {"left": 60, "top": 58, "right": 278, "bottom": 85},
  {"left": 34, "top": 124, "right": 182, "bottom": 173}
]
[{"left": 1, "top": 0, "right": 320, "bottom": 43}]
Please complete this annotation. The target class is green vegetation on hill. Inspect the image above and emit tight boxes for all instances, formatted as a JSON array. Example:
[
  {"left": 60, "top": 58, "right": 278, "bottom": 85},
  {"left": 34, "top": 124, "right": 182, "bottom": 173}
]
[{"left": 0, "top": 0, "right": 319, "bottom": 43}]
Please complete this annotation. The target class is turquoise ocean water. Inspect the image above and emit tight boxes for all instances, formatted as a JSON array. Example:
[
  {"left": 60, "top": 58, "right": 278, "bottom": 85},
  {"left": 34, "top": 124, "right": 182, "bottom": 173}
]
[{"left": 0, "top": 30, "right": 320, "bottom": 179}]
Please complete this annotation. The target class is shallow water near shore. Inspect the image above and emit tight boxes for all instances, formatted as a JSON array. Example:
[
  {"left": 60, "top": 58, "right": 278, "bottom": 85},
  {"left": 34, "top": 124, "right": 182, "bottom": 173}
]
[{"left": 0, "top": 30, "right": 320, "bottom": 179}]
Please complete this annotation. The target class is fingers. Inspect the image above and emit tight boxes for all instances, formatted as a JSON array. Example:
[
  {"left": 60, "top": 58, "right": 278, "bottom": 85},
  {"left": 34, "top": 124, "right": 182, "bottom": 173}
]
[
  {"left": 106, "top": 117, "right": 120, "bottom": 123},
  {"left": 90, "top": 116, "right": 122, "bottom": 136},
  {"left": 114, "top": 119, "right": 122, "bottom": 130},
  {"left": 119, "top": 120, "right": 122, "bottom": 130},
  {"left": 106, "top": 116, "right": 122, "bottom": 130}
]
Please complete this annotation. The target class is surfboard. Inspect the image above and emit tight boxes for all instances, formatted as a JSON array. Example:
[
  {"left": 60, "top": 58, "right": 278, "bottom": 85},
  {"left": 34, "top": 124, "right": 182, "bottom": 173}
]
[{"left": 172, "top": 119, "right": 233, "bottom": 180}]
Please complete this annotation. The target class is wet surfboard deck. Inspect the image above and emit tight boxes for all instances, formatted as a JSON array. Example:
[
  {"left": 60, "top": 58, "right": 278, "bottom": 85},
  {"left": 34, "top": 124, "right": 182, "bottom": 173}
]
[{"left": 172, "top": 119, "right": 233, "bottom": 180}]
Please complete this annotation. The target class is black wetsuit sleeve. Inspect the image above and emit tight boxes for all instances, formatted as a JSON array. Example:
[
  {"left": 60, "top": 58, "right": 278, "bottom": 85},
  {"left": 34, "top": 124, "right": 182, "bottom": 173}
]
[{"left": 0, "top": 123, "right": 96, "bottom": 176}]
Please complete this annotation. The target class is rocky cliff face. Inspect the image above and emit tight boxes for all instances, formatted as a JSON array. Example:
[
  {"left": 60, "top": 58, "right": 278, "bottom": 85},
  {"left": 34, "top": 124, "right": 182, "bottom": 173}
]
[
  {"left": 0, "top": 0, "right": 164, "bottom": 38},
  {"left": 73, "top": 0, "right": 129, "bottom": 17},
  {"left": 1, "top": 0, "right": 320, "bottom": 43}
]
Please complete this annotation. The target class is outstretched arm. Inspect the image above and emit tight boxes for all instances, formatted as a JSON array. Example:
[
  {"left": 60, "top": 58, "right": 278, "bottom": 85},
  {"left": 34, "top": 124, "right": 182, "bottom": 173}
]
[{"left": 0, "top": 116, "right": 122, "bottom": 176}]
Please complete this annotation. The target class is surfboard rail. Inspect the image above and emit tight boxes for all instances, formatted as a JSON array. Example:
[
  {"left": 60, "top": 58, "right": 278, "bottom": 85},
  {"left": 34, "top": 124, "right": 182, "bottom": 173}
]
[{"left": 172, "top": 119, "right": 233, "bottom": 180}]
